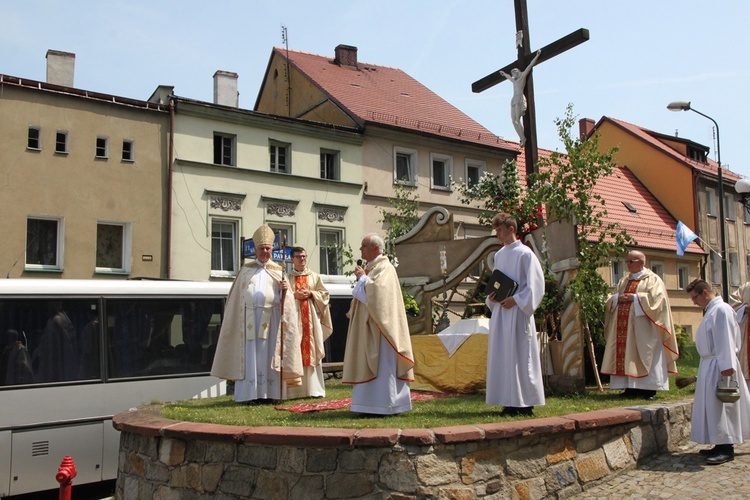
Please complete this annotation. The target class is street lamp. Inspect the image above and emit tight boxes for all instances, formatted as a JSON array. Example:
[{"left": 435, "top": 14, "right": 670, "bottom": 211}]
[{"left": 667, "top": 100, "right": 728, "bottom": 300}]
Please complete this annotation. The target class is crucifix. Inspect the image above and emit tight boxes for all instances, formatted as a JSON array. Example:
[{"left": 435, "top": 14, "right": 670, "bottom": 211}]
[{"left": 472, "top": 0, "right": 589, "bottom": 183}]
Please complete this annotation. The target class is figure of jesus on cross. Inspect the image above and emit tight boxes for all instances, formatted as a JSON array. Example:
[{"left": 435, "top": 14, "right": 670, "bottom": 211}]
[
  {"left": 472, "top": 0, "right": 589, "bottom": 181},
  {"left": 499, "top": 45, "right": 541, "bottom": 146}
]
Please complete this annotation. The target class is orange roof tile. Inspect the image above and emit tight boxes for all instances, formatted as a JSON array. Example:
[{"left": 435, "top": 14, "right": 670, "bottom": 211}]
[
  {"left": 516, "top": 148, "right": 704, "bottom": 255},
  {"left": 277, "top": 47, "right": 518, "bottom": 152}
]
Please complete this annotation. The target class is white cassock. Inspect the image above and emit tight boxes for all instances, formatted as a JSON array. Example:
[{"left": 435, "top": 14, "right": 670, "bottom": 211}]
[
  {"left": 692, "top": 296, "right": 750, "bottom": 444},
  {"left": 485, "top": 240, "right": 546, "bottom": 407},
  {"left": 234, "top": 263, "right": 284, "bottom": 402},
  {"left": 349, "top": 273, "right": 411, "bottom": 415}
]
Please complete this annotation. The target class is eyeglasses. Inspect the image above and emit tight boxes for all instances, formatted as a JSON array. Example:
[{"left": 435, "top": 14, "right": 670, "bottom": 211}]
[
  {"left": 690, "top": 293, "right": 701, "bottom": 302},
  {"left": 292, "top": 255, "right": 307, "bottom": 259},
  {"left": 626, "top": 259, "right": 641, "bottom": 264}
]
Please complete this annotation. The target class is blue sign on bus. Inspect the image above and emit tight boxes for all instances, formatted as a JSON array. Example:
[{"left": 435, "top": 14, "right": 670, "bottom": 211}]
[{"left": 243, "top": 236, "right": 292, "bottom": 261}]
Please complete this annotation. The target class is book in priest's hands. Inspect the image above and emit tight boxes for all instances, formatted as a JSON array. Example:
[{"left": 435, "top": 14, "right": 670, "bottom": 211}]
[{"left": 484, "top": 269, "right": 518, "bottom": 301}]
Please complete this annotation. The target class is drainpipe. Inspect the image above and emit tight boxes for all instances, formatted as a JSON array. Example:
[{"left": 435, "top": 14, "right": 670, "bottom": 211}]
[
  {"left": 692, "top": 168, "right": 707, "bottom": 281},
  {"left": 167, "top": 98, "right": 175, "bottom": 279}
]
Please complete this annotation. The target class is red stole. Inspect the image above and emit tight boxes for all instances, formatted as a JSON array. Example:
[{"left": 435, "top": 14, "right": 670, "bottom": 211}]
[
  {"left": 294, "top": 274, "right": 312, "bottom": 367},
  {"left": 615, "top": 279, "right": 640, "bottom": 375}
]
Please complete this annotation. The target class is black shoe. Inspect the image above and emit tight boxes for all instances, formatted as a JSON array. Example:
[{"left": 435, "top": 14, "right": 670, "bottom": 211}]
[
  {"left": 706, "top": 452, "right": 734, "bottom": 465},
  {"left": 500, "top": 407, "right": 520, "bottom": 416},
  {"left": 699, "top": 446, "right": 719, "bottom": 457},
  {"left": 517, "top": 406, "right": 534, "bottom": 416}
]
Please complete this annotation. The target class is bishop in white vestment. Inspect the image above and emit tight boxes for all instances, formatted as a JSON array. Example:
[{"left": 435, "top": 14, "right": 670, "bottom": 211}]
[{"left": 211, "top": 224, "right": 300, "bottom": 403}]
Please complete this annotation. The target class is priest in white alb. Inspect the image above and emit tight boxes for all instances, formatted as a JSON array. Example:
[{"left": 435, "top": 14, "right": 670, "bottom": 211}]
[
  {"left": 729, "top": 281, "right": 750, "bottom": 381},
  {"left": 485, "top": 212, "right": 546, "bottom": 417},
  {"left": 600, "top": 250, "right": 679, "bottom": 400},
  {"left": 342, "top": 233, "right": 414, "bottom": 415},
  {"left": 286, "top": 246, "right": 333, "bottom": 398},
  {"left": 211, "top": 224, "right": 301, "bottom": 402}
]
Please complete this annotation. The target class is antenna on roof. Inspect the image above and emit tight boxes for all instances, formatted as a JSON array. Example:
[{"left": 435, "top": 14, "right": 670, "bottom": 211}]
[{"left": 281, "top": 25, "right": 291, "bottom": 116}]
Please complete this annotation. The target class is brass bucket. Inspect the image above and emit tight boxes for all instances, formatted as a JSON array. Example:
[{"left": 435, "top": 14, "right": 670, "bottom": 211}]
[{"left": 716, "top": 375, "right": 740, "bottom": 403}]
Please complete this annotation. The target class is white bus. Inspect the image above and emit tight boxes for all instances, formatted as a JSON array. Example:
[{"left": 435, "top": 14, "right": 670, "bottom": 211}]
[{"left": 0, "top": 277, "right": 353, "bottom": 497}]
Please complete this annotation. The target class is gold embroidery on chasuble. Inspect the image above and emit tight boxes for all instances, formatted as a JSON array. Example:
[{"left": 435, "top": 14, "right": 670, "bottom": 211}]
[
  {"left": 244, "top": 275, "right": 276, "bottom": 341},
  {"left": 615, "top": 279, "right": 640, "bottom": 375},
  {"left": 294, "top": 274, "right": 313, "bottom": 366}
]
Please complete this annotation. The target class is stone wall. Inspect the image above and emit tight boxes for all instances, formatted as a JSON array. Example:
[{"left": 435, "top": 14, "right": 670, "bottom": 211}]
[{"left": 113, "top": 400, "right": 693, "bottom": 499}]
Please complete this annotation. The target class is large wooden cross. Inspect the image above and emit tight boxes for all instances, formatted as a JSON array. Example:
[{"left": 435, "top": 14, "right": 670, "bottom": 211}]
[{"left": 472, "top": 0, "right": 589, "bottom": 183}]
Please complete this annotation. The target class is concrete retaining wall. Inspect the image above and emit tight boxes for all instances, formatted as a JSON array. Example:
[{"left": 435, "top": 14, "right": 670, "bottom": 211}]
[{"left": 112, "top": 400, "right": 693, "bottom": 499}]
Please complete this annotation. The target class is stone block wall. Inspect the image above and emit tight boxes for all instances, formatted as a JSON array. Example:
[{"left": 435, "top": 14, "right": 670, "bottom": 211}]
[{"left": 113, "top": 400, "right": 692, "bottom": 499}]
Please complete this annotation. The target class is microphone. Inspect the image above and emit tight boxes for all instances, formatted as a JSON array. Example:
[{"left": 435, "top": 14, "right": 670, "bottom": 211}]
[{"left": 356, "top": 259, "right": 363, "bottom": 267}]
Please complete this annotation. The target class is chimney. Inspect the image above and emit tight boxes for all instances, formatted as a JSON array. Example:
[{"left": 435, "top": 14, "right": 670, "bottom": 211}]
[
  {"left": 579, "top": 118, "right": 595, "bottom": 140},
  {"left": 46, "top": 50, "right": 75, "bottom": 87},
  {"left": 334, "top": 44, "right": 358, "bottom": 68},
  {"left": 213, "top": 70, "right": 239, "bottom": 107}
]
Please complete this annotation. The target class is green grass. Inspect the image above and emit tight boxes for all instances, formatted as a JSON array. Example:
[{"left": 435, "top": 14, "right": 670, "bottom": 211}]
[{"left": 162, "top": 344, "right": 700, "bottom": 429}]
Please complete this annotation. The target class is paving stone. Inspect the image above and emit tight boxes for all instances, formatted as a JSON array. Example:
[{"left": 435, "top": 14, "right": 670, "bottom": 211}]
[{"left": 574, "top": 441, "right": 750, "bottom": 498}]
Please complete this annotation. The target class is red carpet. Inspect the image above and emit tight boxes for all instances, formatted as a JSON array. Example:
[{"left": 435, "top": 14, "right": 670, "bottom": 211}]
[{"left": 277, "top": 391, "right": 454, "bottom": 413}]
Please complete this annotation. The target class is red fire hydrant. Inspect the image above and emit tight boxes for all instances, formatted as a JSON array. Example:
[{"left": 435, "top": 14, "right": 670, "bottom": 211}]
[{"left": 56, "top": 456, "right": 77, "bottom": 500}]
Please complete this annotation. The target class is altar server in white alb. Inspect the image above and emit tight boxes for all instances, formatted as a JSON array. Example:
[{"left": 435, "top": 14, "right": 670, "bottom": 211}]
[
  {"left": 485, "top": 212, "right": 546, "bottom": 416},
  {"left": 687, "top": 279, "right": 750, "bottom": 465},
  {"left": 211, "top": 224, "right": 301, "bottom": 403}
]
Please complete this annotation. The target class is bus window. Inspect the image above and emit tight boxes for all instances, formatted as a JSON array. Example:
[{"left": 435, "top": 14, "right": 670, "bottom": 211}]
[
  {"left": 106, "top": 298, "right": 223, "bottom": 378},
  {"left": 0, "top": 299, "right": 100, "bottom": 386}
]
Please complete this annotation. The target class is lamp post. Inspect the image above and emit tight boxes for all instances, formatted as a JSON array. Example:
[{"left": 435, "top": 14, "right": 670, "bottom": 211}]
[{"left": 667, "top": 100, "right": 728, "bottom": 300}]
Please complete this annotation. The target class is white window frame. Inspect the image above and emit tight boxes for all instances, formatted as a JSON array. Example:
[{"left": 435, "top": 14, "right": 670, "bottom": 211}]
[
  {"left": 210, "top": 218, "right": 238, "bottom": 277},
  {"left": 214, "top": 133, "right": 236, "bottom": 166},
  {"left": 122, "top": 139, "right": 135, "bottom": 162},
  {"left": 706, "top": 187, "right": 717, "bottom": 217},
  {"left": 711, "top": 250, "right": 722, "bottom": 284},
  {"left": 394, "top": 146, "right": 418, "bottom": 186},
  {"left": 270, "top": 140, "right": 291, "bottom": 174},
  {"left": 95, "top": 221, "right": 131, "bottom": 273},
  {"left": 25, "top": 215, "right": 64, "bottom": 271},
  {"left": 730, "top": 251, "right": 740, "bottom": 286},
  {"left": 320, "top": 149, "right": 340, "bottom": 180},
  {"left": 27, "top": 126, "right": 41, "bottom": 150},
  {"left": 610, "top": 260, "right": 623, "bottom": 286},
  {"left": 430, "top": 153, "right": 452, "bottom": 191},
  {"left": 267, "top": 222, "right": 294, "bottom": 270},
  {"left": 319, "top": 228, "right": 344, "bottom": 275},
  {"left": 465, "top": 159, "right": 485, "bottom": 188},
  {"left": 95, "top": 136, "right": 109, "bottom": 159},
  {"left": 677, "top": 263, "right": 690, "bottom": 290},
  {"left": 650, "top": 260, "right": 665, "bottom": 282},
  {"left": 55, "top": 130, "right": 69, "bottom": 154},
  {"left": 724, "top": 192, "right": 735, "bottom": 221}
]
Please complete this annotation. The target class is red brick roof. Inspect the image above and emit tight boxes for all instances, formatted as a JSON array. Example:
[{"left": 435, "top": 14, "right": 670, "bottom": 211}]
[
  {"left": 275, "top": 47, "right": 518, "bottom": 152},
  {"left": 601, "top": 117, "right": 741, "bottom": 182},
  {"left": 517, "top": 148, "right": 704, "bottom": 255}
]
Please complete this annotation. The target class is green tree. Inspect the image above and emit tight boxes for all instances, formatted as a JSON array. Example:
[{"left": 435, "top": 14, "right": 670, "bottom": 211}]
[
  {"left": 453, "top": 104, "right": 634, "bottom": 346},
  {"left": 378, "top": 183, "right": 420, "bottom": 258},
  {"left": 453, "top": 160, "right": 541, "bottom": 234},
  {"left": 377, "top": 183, "right": 421, "bottom": 316},
  {"left": 526, "top": 104, "right": 634, "bottom": 345}
]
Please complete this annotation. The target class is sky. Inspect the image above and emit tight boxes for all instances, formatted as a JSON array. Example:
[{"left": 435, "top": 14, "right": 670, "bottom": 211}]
[{"left": 3, "top": 1, "right": 749, "bottom": 177}]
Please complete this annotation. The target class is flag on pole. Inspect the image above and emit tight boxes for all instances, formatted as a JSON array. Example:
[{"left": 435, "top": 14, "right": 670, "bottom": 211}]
[{"left": 676, "top": 221, "right": 698, "bottom": 257}]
